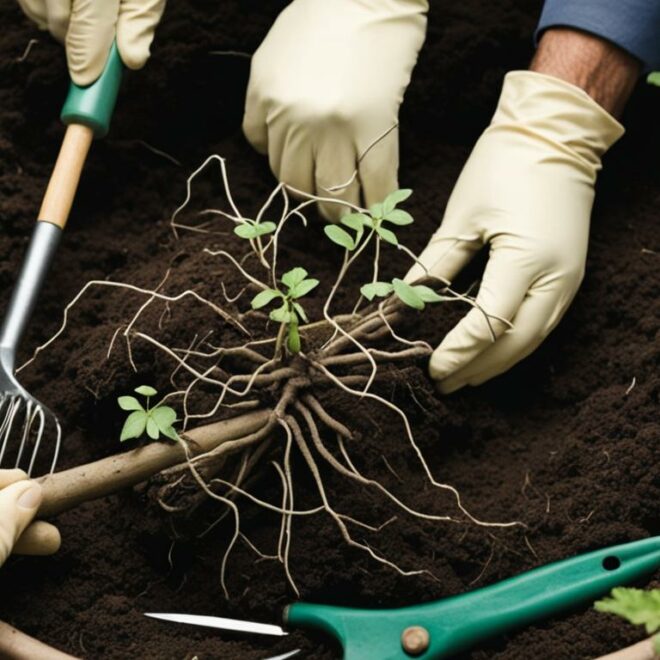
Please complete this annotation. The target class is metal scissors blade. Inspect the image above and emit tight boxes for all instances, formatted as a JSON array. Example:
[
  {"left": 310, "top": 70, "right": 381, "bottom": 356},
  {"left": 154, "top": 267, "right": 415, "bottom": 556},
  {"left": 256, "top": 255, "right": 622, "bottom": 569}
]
[
  {"left": 144, "top": 612, "right": 288, "bottom": 636},
  {"left": 263, "top": 650, "right": 301, "bottom": 660}
]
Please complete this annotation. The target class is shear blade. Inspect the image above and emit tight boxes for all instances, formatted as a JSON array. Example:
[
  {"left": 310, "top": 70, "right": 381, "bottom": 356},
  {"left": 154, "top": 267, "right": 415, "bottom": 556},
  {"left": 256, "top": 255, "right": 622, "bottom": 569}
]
[
  {"left": 263, "top": 650, "right": 301, "bottom": 660},
  {"left": 144, "top": 612, "right": 288, "bottom": 636}
]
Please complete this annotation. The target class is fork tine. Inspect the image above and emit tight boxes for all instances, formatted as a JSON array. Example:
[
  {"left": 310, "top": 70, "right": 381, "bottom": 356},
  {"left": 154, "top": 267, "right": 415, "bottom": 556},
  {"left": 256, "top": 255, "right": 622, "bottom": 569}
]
[
  {"left": 0, "top": 394, "right": 9, "bottom": 466},
  {"left": 26, "top": 404, "right": 46, "bottom": 477},
  {"left": 48, "top": 414, "right": 62, "bottom": 475},
  {"left": 0, "top": 395, "right": 62, "bottom": 475},
  {"left": 14, "top": 398, "right": 32, "bottom": 470},
  {"left": 0, "top": 396, "right": 22, "bottom": 467}
]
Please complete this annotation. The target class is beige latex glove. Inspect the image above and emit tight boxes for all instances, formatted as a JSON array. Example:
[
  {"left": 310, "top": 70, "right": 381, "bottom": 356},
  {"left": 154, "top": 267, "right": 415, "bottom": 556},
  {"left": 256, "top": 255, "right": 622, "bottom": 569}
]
[
  {"left": 406, "top": 72, "right": 624, "bottom": 393},
  {"left": 243, "top": 0, "right": 428, "bottom": 221},
  {"left": 0, "top": 469, "right": 60, "bottom": 565},
  {"left": 17, "top": 0, "right": 166, "bottom": 85}
]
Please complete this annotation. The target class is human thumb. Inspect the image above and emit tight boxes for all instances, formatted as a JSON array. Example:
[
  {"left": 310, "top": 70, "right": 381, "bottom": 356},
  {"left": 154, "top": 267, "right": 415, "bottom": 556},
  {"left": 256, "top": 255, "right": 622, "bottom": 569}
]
[{"left": 0, "top": 480, "right": 42, "bottom": 566}]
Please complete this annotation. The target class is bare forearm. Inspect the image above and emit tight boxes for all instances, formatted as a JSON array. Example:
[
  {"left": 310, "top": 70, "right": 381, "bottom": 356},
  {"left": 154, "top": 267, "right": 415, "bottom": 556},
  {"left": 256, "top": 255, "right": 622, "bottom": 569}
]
[{"left": 530, "top": 28, "right": 640, "bottom": 117}]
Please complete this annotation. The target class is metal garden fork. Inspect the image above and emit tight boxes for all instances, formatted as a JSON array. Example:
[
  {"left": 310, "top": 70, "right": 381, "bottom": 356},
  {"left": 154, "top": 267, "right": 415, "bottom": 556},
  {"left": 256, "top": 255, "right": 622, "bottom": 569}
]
[{"left": 0, "top": 44, "right": 123, "bottom": 476}]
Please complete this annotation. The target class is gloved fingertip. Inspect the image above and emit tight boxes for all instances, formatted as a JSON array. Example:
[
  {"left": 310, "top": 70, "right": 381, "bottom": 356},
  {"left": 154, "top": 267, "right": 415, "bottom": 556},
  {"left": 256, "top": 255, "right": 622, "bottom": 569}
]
[
  {"left": 17, "top": 482, "right": 42, "bottom": 511},
  {"left": 317, "top": 200, "right": 345, "bottom": 223},
  {"left": 428, "top": 348, "right": 456, "bottom": 383},
  {"left": 0, "top": 468, "right": 28, "bottom": 481},
  {"left": 436, "top": 378, "right": 464, "bottom": 395},
  {"left": 15, "top": 522, "right": 61, "bottom": 556},
  {"left": 117, "top": 42, "right": 149, "bottom": 71}
]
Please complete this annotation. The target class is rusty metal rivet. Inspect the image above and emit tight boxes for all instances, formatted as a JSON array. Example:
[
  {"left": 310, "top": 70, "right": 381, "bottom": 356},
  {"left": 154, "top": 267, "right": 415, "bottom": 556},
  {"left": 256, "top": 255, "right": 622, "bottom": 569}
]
[{"left": 401, "top": 625, "right": 430, "bottom": 655}]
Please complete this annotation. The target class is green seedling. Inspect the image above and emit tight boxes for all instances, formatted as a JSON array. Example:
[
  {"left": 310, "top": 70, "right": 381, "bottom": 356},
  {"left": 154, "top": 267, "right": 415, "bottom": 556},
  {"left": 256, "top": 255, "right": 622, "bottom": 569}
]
[
  {"left": 648, "top": 72, "right": 660, "bottom": 87},
  {"left": 324, "top": 188, "right": 414, "bottom": 251},
  {"left": 595, "top": 587, "right": 660, "bottom": 653},
  {"left": 117, "top": 385, "right": 179, "bottom": 443},
  {"left": 361, "top": 278, "right": 450, "bottom": 311},
  {"left": 251, "top": 267, "right": 319, "bottom": 354},
  {"left": 234, "top": 218, "right": 277, "bottom": 240}
]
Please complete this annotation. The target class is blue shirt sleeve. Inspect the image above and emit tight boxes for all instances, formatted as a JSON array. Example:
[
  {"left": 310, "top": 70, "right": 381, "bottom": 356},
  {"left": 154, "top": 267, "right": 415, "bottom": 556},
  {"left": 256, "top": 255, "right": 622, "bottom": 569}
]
[{"left": 536, "top": 0, "right": 660, "bottom": 71}]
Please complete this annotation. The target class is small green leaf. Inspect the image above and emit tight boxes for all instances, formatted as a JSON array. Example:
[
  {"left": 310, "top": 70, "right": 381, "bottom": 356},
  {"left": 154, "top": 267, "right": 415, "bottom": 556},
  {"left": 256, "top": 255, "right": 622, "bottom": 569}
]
[
  {"left": 120, "top": 410, "right": 147, "bottom": 442},
  {"left": 412, "top": 285, "right": 449, "bottom": 303},
  {"left": 392, "top": 278, "right": 424, "bottom": 310},
  {"left": 324, "top": 225, "right": 355, "bottom": 251},
  {"left": 282, "top": 267, "right": 308, "bottom": 290},
  {"left": 160, "top": 425, "right": 179, "bottom": 442},
  {"left": 253, "top": 221, "right": 277, "bottom": 237},
  {"left": 383, "top": 209, "right": 414, "bottom": 226},
  {"left": 360, "top": 281, "right": 394, "bottom": 301},
  {"left": 146, "top": 416, "right": 160, "bottom": 440},
  {"left": 341, "top": 213, "right": 369, "bottom": 231},
  {"left": 270, "top": 303, "right": 292, "bottom": 324},
  {"left": 292, "top": 301, "right": 308, "bottom": 323},
  {"left": 234, "top": 223, "right": 259, "bottom": 239},
  {"left": 375, "top": 226, "right": 398, "bottom": 245},
  {"left": 341, "top": 213, "right": 369, "bottom": 242},
  {"left": 653, "top": 633, "right": 660, "bottom": 654},
  {"left": 382, "top": 188, "right": 412, "bottom": 214},
  {"left": 287, "top": 319, "right": 301, "bottom": 354},
  {"left": 595, "top": 588, "right": 660, "bottom": 635},
  {"left": 369, "top": 202, "right": 384, "bottom": 219},
  {"left": 290, "top": 278, "right": 319, "bottom": 299},
  {"left": 251, "top": 288, "right": 281, "bottom": 309},
  {"left": 118, "top": 396, "right": 143, "bottom": 411},
  {"left": 151, "top": 406, "right": 177, "bottom": 433},
  {"left": 135, "top": 385, "right": 157, "bottom": 397},
  {"left": 647, "top": 71, "right": 660, "bottom": 87}
]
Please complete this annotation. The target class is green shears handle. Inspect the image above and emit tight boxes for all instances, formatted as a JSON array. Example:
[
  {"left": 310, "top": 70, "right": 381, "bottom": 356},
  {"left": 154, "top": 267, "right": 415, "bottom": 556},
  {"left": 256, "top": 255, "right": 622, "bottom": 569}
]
[
  {"left": 286, "top": 536, "right": 660, "bottom": 660},
  {"left": 60, "top": 41, "right": 123, "bottom": 137}
]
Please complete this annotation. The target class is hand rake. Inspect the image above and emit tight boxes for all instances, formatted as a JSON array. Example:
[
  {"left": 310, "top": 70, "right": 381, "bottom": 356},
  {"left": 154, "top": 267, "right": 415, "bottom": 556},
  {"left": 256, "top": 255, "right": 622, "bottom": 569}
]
[{"left": 0, "top": 44, "right": 123, "bottom": 476}]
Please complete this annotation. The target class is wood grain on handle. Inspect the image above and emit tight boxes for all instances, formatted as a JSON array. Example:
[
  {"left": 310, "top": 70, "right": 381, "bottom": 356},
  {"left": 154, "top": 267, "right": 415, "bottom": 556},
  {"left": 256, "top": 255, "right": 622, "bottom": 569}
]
[
  {"left": 37, "top": 409, "right": 271, "bottom": 518},
  {"left": 38, "top": 124, "right": 94, "bottom": 229}
]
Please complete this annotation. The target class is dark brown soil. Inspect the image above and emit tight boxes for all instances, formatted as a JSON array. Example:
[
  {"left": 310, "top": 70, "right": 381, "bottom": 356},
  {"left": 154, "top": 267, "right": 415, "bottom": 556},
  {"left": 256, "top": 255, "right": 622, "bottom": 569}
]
[{"left": 1, "top": 1, "right": 659, "bottom": 659}]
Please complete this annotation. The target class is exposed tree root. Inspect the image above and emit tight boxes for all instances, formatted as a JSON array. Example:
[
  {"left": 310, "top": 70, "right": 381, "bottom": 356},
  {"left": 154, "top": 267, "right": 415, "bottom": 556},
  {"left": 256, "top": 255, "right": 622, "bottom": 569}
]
[{"left": 29, "top": 157, "right": 526, "bottom": 597}]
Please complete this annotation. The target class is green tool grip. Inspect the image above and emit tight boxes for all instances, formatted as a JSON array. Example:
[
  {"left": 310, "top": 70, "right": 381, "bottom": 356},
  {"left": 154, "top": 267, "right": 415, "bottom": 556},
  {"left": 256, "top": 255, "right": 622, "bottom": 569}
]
[
  {"left": 60, "top": 42, "right": 123, "bottom": 138},
  {"left": 286, "top": 536, "right": 660, "bottom": 660}
]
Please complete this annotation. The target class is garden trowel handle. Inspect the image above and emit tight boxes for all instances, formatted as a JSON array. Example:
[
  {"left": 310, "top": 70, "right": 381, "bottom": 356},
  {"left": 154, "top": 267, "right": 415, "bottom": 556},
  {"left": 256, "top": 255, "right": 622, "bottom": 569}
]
[
  {"left": 39, "top": 42, "right": 123, "bottom": 230},
  {"left": 0, "top": 45, "right": 123, "bottom": 357}
]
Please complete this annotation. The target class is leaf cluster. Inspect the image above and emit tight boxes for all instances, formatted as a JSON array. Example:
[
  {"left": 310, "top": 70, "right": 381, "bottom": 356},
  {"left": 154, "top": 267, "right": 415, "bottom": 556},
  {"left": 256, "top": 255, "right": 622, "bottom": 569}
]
[
  {"left": 118, "top": 385, "right": 179, "bottom": 442},
  {"left": 595, "top": 588, "right": 660, "bottom": 652},
  {"left": 361, "top": 278, "right": 450, "bottom": 311},
  {"left": 251, "top": 267, "right": 319, "bottom": 353},
  {"left": 324, "top": 188, "right": 414, "bottom": 251}
]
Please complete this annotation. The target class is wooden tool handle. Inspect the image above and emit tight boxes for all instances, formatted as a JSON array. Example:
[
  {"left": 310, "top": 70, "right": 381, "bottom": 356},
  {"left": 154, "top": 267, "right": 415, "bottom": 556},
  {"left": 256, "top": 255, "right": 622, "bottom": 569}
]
[
  {"left": 37, "top": 124, "right": 94, "bottom": 230},
  {"left": 37, "top": 409, "right": 271, "bottom": 518}
]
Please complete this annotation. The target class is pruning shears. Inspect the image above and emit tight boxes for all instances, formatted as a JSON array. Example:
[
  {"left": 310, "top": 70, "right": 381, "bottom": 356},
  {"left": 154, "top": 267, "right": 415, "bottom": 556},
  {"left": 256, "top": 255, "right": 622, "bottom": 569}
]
[{"left": 145, "top": 537, "right": 660, "bottom": 659}]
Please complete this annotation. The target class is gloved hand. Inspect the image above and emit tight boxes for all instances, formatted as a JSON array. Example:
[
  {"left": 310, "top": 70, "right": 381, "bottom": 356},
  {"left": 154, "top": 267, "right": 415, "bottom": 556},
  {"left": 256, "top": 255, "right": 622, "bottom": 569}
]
[
  {"left": 0, "top": 469, "right": 60, "bottom": 565},
  {"left": 243, "top": 0, "right": 428, "bottom": 221},
  {"left": 406, "top": 71, "right": 624, "bottom": 393},
  {"left": 17, "top": 0, "right": 166, "bottom": 85}
]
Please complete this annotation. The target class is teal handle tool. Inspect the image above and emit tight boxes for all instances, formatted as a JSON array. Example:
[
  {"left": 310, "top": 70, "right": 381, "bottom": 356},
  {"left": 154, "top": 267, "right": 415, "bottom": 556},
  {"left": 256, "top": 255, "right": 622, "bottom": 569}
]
[
  {"left": 285, "top": 536, "right": 660, "bottom": 659},
  {"left": 60, "top": 41, "right": 123, "bottom": 138},
  {"left": 0, "top": 41, "right": 124, "bottom": 475}
]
